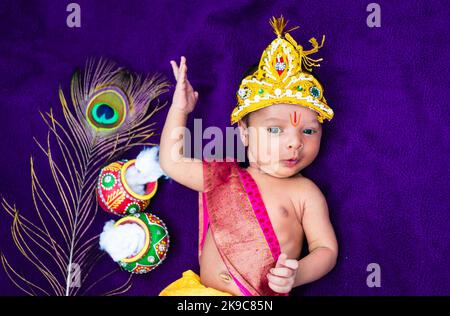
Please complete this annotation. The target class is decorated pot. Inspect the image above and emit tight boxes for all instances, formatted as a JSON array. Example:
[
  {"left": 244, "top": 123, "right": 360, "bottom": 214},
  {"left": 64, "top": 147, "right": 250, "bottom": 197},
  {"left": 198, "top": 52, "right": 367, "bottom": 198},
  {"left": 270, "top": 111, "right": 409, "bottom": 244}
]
[
  {"left": 115, "top": 212, "right": 169, "bottom": 274},
  {"left": 97, "top": 159, "right": 158, "bottom": 216}
]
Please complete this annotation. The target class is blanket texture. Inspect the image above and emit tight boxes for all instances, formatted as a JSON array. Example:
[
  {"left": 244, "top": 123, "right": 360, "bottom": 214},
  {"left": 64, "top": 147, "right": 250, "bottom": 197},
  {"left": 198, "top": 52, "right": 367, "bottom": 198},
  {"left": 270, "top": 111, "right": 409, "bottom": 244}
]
[{"left": 0, "top": 0, "right": 448, "bottom": 295}]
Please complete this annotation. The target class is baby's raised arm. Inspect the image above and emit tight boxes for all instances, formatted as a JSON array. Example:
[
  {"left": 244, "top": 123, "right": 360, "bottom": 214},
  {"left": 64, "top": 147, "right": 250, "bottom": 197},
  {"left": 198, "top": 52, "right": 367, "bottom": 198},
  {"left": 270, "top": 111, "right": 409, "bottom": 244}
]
[{"left": 159, "top": 56, "right": 204, "bottom": 192}]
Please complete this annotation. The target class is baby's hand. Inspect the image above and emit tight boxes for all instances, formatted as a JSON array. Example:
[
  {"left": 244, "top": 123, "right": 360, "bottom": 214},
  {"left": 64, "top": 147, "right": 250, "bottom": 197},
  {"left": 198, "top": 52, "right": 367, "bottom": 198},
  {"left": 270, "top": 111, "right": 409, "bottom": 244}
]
[
  {"left": 267, "top": 253, "right": 299, "bottom": 294},
  {"left": 170, "top": 56, "right": 199, "bottom": 114}
]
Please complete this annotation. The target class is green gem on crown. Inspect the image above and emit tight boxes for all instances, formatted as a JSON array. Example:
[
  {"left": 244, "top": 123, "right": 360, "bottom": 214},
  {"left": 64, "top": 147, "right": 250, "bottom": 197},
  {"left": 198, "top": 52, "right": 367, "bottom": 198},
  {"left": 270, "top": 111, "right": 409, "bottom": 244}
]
[
  {"left": 102, "top": 174, "right": 115, "bottom": 188},
  {"left": 297, "top": 85, "right": 303, "bottom": 91},
  {"left": 126, "top": 203, "right": 140, "bottom": 214},
  {"left": 310, "top": 86, "right": 321, "bottom": 98},
  {"left": 258, "top": 88, "right": 264, "bottom": 94}
]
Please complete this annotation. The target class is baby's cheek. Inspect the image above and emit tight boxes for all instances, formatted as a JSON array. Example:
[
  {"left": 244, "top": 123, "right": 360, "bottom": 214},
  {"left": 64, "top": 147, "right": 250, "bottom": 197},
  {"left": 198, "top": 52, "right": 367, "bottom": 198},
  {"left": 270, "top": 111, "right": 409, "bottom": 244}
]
[
  {"left": 248, "top": 129, "right": 284, "bottom": 162},
  {"left": 307, "top": 138, "right": 321, "bottom": 154},
  {"left": 249, "top": 143, "right": 270, "bottom": 163}
]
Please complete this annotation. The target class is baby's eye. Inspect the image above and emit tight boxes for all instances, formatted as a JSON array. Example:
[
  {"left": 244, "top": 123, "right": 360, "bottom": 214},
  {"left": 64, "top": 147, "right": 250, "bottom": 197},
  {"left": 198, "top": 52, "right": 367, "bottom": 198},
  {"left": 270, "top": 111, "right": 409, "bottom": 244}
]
[
  {"left": 303, "top": 128, "right": 317, "bottom": 135},
  {"left": 267, "top": 127, "right": 282, "bottom": 134}
]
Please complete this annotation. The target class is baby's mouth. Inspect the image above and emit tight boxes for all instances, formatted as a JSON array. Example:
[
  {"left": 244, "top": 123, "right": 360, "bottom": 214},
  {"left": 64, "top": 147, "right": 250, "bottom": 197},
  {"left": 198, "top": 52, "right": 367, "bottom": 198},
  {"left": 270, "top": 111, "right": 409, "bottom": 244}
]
[{"left": 280, "top": 158, "right": 300, "bottom": 168}]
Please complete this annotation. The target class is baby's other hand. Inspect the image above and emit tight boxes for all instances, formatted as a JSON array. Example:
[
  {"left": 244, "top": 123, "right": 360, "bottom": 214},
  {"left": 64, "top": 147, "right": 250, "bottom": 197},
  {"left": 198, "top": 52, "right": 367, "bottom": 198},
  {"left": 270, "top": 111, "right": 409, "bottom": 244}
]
[
  {"left": 267, "top": 253, "right": 298, "bottom": 294},
  {"left": 170, "top": 56, "right": 199, "bottom": 114}
]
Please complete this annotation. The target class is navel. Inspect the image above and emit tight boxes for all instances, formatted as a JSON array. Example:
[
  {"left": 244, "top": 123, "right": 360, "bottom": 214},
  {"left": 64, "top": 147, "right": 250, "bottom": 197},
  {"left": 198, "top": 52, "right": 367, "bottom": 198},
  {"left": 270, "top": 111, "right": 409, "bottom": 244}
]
[{"left": 219, "top": 271, "right": 232, "bottom": 283}]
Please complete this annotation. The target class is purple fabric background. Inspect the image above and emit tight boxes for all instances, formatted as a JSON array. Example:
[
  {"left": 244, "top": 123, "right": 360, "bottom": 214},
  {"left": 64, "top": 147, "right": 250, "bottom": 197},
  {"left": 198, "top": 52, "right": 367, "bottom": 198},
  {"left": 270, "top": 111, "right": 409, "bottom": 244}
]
[{"left": 0, "top": 0, "right": 448, "bottom": 296}]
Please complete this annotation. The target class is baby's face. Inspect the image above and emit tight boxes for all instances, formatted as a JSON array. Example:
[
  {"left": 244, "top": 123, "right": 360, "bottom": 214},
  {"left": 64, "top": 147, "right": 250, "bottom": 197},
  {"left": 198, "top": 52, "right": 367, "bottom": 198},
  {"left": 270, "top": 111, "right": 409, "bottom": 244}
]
[{"left": 239, "top": 104, "right": 322, "bottom": 178}]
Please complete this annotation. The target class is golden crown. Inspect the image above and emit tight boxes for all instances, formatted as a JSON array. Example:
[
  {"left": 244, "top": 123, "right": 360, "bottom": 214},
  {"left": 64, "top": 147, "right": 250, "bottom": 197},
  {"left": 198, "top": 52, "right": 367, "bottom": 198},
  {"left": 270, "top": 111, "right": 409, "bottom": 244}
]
[{"left": 231, "top": 16, "right": 334, "bottom": 124}]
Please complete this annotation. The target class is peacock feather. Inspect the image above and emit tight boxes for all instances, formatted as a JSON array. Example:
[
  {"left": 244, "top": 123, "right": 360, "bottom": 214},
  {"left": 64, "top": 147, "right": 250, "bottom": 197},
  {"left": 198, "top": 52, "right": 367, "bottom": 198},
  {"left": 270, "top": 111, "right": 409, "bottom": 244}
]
[{"left": 0, "top": 58, "right": 169, "bottom": 295}]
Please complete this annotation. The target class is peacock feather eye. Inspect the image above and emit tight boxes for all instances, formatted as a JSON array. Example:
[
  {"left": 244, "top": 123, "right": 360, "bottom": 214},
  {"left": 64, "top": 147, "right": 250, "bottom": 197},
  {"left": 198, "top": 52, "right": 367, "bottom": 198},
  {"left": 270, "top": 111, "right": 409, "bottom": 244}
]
[
  {"left": 92, "top": 103, "right": 119, "bottom": 125},
  {"left": 86, "top": 87, "right": 128, "bottom": 131}
]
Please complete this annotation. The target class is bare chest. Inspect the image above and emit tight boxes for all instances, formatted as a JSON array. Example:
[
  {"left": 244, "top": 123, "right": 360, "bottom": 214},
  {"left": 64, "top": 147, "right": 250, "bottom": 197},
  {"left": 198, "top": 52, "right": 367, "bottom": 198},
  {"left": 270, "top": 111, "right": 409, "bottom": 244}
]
[
  {"left": 256, "top": 181, "right": 304, "bottom": 245},
  {"left": 238, "top": 174, "right": 303, "bottom": 261}
]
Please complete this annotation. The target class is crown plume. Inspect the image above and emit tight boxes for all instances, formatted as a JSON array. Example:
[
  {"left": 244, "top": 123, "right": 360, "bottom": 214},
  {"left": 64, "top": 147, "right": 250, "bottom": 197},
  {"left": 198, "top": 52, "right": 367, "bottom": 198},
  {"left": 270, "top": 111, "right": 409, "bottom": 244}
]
[{"left": 270, "top": 15, "right": 300, "bottom": 37}]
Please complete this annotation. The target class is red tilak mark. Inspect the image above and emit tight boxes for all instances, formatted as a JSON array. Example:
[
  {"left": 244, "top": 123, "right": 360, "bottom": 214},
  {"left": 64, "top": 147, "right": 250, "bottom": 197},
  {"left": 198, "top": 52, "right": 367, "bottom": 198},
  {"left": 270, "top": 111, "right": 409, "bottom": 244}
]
[{"left": 290, "top": 112, "right": 301, "bottom": 126}]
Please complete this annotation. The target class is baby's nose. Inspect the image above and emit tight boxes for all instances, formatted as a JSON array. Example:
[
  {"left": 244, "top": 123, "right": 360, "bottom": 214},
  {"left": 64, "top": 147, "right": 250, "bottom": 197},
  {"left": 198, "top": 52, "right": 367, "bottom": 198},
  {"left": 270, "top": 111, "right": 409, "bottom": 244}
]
[{"left": 287, "top": 135, "right": 303, "bottom": 150}]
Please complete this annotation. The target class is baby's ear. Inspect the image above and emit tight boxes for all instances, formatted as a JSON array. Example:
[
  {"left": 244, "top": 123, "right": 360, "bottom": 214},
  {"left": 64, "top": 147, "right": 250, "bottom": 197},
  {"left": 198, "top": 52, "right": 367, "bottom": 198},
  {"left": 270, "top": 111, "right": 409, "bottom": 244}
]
[{"left": 237, "top": 120, "right": 249, "bottom": 147}]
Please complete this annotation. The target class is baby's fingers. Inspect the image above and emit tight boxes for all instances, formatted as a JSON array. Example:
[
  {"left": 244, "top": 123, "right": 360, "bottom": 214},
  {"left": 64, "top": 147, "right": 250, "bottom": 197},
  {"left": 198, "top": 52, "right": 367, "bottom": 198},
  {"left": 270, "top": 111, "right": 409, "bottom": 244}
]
[
  {"left": 170, "top": 60, "right": 179, "bottom": 80},
  {"left": 282, "top": 259, "right": 299, "bottom": 271},
  {"left": 270, "top": 267, "right": 294, "bottom": 278},
  {"left": 170, "top": 56, "right": 187, "bottom": 81},
  {"left": 178, "top": 60, "right": 188, "bottom": 83},
  {"left": 180, "top": 56, "right": 186, "bottom": 66},
  {"left": 275, "top": 253, "right": 287, "bottom": 268},
  {"left": 268, "top": 282, "right": 290, "bottom": 294},
  {"left": 267, "top": 273, "right": 292, "bottom": 287}
]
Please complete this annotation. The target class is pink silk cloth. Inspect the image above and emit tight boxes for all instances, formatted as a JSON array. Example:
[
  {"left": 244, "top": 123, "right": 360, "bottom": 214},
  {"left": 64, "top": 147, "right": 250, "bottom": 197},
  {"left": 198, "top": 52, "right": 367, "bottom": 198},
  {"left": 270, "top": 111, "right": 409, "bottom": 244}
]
[{"left": 198, "top": 159, "right": 288, "bottom": 296}]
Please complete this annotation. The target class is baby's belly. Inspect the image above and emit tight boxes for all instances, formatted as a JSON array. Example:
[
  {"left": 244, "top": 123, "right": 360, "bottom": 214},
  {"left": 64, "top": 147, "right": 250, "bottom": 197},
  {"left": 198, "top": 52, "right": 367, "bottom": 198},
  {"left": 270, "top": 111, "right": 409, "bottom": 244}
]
[
  {"left": 199, "top": 226, "right": 303, "bottom": 296},
  {"left": 199, "top": 229, "right": 242, "bottom": 296}
]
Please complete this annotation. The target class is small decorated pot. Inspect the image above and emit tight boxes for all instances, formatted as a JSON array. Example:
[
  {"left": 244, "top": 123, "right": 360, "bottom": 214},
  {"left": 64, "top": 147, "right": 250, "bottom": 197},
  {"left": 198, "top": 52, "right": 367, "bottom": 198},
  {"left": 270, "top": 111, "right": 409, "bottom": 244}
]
[
  {"left": 97, "top": 159, "right": 158, "bottom": 216},
  {"left": 115, "top": 212, "right": 169, "bottom": 274}
]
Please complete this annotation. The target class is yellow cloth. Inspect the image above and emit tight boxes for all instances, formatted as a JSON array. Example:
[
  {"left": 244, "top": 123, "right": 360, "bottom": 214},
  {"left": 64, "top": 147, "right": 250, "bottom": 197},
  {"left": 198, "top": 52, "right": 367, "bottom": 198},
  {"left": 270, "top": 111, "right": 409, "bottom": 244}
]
[{"left": 159, "top": 270, "right": 233, "bottom": 296}]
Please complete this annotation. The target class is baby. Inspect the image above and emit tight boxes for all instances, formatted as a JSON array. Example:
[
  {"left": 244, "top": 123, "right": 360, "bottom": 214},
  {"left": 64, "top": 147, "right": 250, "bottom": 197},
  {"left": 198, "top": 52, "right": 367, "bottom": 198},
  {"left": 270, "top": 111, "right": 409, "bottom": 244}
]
[{"left": 159, "top": 16, "right": 338, "bottom": 296}]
